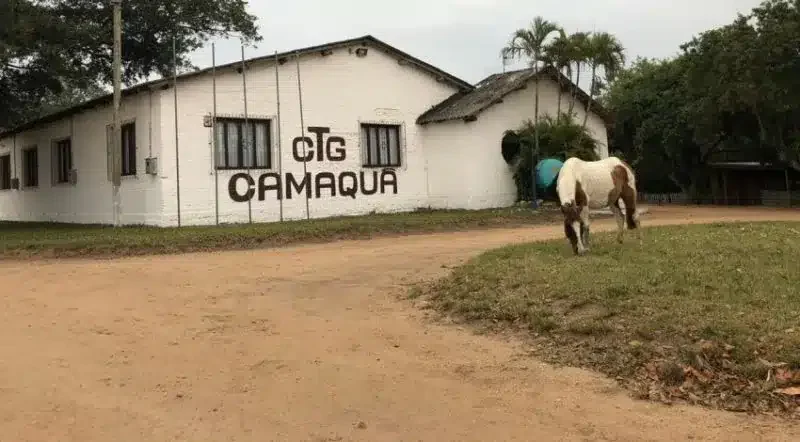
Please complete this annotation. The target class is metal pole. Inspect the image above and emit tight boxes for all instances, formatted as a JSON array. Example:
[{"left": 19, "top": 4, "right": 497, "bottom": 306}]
[
  {"left": 274, "top": 50, "right": 283, "bottom": 222},
  {"left": 212, "top": 43, "right": 219, "bottom": 225},
  {"left": 12, "top": 134, "right": 16, "bottom": 183},
  {"left": 111, "top": 0, "right": 122, "bottom": 227},
  {"left": 295, "top": 51, "right": 310, "bottom": 220},
  {"left": 173, "top": 36, "right": 182, "bottom": 227},
  {"left": 241, "top": 42, "right": 252, "bottom": 224}
]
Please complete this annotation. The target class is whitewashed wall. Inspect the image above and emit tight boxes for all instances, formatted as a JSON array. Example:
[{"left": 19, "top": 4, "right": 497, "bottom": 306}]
[
  {"left": 0, "top": 89, "right": 163, "bottom": 224},
  {"left": 423, "top": 76, "right": 610, "bottom": 210},
  {"left": 157, "top": 44, "right": 461, "bottom": 226}
]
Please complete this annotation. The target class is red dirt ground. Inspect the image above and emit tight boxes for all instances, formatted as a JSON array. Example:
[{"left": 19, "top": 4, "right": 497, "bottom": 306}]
[{"left": 2, "top": 205, "right": 800, "bottom": 441}]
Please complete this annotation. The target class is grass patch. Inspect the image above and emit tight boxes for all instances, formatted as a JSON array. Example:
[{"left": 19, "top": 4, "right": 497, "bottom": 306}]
[
  {"left": 0, "top": 206, "right": 565, "bottom": 260},
  {"left": 415, "top": 221, "right": 800, "bottom": 416}
]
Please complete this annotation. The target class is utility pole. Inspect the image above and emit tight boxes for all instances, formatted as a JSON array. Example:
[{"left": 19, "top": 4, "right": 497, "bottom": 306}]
[{"left": 111, "top": 0, "right": 122, "bottom": 227}]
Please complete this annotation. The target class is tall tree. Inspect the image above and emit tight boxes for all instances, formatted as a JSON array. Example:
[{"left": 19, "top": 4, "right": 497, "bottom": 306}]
[
  {"left": 605, "top": 0, "right": 800, "bottom": 197},
  {"left": 581, "top": 31, "right": 625, "bottom": 131},
  {"left": 500, "top": 16, "right": 561, "bottom": 158},
  {"left": 542, "top": 29, "right": 572, "bottom": 121},
  {"left": 566, "top": 31, "right": 590, "bottom": 118},
  {"left": 0, "top": 0, "right": 260, "bottom": 130}
]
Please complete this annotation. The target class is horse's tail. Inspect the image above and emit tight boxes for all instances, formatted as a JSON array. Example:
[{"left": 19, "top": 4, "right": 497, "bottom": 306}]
[{"left": 625, "top": 202, "right": 637, "bottom": 230}]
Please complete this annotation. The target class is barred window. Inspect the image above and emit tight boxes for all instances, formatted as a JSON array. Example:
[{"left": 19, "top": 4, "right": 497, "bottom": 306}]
[
  {"left": 360, "top": 123, "right": 401, "bottom": 167},
  {"left": 214, "top": 118, "right": 272, "bottom": 169}
]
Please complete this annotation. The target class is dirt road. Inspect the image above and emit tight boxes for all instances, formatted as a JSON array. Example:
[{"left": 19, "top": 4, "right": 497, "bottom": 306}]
[{"left": 2, "top": 205, "right": 799, "bottom": 442}]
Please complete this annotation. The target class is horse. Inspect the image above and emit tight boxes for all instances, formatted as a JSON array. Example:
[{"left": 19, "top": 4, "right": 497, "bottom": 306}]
[{"left": 555, "top": 156, "right": 640, "bottom": 255}]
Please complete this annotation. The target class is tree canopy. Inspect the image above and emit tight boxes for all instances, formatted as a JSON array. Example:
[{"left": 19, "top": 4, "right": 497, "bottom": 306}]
[
  {"left": 604, "top": 0, "right": 800, "bottom": 194},
  {"left": 1, "top": 0, "right": 260, "bottom": 130},
  {"left": 498, "top": 17, "right": 625, "bottom": 201}
]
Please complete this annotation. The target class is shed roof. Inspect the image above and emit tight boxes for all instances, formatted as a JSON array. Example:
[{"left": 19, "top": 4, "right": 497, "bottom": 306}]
[
  {"left": 1, "top": 35, "right": 473, "bottom": 138},
  {"left": 416, "top": 65, "right": 611, "bottom": 126}
]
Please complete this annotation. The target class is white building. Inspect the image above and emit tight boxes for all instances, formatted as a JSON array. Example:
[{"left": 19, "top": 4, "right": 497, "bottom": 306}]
[{"left": 0, "top": 35, "right": 611, "bottom": 226}]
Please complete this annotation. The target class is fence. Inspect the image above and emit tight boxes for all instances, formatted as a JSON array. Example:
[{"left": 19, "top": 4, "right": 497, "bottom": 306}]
[{"left": 638, "top": 190, "right": 797, "bottom": 207}]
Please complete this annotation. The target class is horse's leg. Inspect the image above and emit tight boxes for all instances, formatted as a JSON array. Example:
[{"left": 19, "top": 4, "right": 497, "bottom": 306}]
[
  {"left": 564, "top": 220, "right": 580, "bottom": 255},
  {"left": 572, "top": 219, "right": 586, "bottom": 255},
  {"left": 611, "top": 201, "right": 625, "bottom": 243},
  {"left": 620, "top": 182, "right": 642, "bottom": 245},
  {"left": 579, "top": 205, "right": 591, "bottom": 251}
]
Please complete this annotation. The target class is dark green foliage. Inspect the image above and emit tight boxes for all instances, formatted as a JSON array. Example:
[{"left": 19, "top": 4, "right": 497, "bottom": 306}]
[
  {"left": 605, "top": 0, "right": 800, "bottom": 195},
  {"left": 1, "top": 0, "right": 260, "bottom": 129},
  {"left": 506, "top": 114, "right": 600, "bottom": 201}
]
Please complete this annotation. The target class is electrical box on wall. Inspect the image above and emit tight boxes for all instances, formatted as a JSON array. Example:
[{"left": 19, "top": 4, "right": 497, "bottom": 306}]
[
  {"left": 203, "top": 115, "right": 213, "bottom": 127},
  {"left": 68, "top": 169, "right": 78, "bottom": 185},
  {"left": 145, "top": 157, "right": 158, "bottom": 175},
  {"left": 10, "top": 178, "right": 19, "bottom": 190}
]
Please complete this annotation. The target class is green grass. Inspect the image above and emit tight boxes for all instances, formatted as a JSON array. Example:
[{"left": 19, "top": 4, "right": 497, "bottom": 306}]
[
  {"left": 0, "top": 206, "right": 565, "bottom": 259},
  {"left": 412, "top": 221, "right": 800, "bottom": 416}
]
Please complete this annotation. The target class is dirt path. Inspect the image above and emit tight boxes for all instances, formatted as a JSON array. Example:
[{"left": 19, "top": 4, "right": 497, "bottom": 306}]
[{"left": 2, "top": 206, "right": 799, "bottom": 442}]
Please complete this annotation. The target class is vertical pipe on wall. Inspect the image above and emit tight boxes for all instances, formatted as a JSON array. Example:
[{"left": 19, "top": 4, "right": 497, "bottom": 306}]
[
  {"left": 212, "top": 43, "right": 220, "bottom": 225},
  {"left": 274, "top": 50, "right": 283, "bottom": 222},
  {"left": 295, "top": 50, "right": 310, "bottom": 220},
  {"left": 172, "top": 36, "right": 182, "bottom": 227},
  {"left": 241, "top": 41, "right": 252, "bottom": 224},
  {"left": 12, "top": 134, "right": 17, "bottom": 182},
  {"left": 148, "top": 89, "right": 153, "bottom": 158}
]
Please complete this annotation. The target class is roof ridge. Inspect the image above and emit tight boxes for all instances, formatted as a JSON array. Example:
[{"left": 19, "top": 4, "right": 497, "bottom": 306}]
[{"left": 2, "top": 34, "right": 473, "bottom": 138}]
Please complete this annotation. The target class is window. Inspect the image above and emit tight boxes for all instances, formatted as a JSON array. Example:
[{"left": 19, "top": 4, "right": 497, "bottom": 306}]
[
  {"left": 360, "top": 123, "right": 401, "bottom": 167},
  {"left": 214, "top": 118, "right": 272, "bottom": 169},
  {"left": 22, "top": 147, "right": 38, "bottom": 188},
  {"left": 0, "top": 154, "right": 10, "bottom": 190},
  {"left": 53, "top": 138, "right": 73, "bottom": 184},
  {"left": 121, "top": 122, "right": 136, "bottom": 176}
]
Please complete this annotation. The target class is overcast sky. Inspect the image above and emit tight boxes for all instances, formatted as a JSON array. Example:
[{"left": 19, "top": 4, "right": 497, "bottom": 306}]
[{"left": 187, "top": 0, "right": 764, "bottom": 88}]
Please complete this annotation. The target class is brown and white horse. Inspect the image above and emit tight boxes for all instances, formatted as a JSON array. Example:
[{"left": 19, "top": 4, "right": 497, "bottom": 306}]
[{"left": 555, "top": 156, "right": 640, "bottom": 255}]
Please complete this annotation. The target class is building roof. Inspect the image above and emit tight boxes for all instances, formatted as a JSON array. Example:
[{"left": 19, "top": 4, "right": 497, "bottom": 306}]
[
  {"left": 1, "top": 35, "right": 474, "bottom": 138},
  {"left": 416, "top": 65, "right": 611, "bottom": 126}
]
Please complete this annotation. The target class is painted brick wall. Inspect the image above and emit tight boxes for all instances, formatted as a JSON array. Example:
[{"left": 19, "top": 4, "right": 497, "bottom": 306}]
[
  {"left": 0, "top": 89, "right": 163, "bottom": 224},
  {"left": 156, "top": 43, "right": 460, "bottom": 226},
  {"left": 423, "top": 77, "right": 610, "bottom": 210}
]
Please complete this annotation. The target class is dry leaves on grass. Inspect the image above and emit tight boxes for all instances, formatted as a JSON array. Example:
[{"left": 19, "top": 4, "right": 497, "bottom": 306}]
[{"left": 638, "top": 341, "right": 800, "bottom": 414}]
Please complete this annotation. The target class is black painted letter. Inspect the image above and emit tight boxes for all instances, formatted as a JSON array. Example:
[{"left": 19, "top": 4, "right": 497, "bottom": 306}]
[
  {"left": 258, "top": 172, "right": 282, "bottom": 200},
  {"left": 228, "top": 172, "right": 255, "bottom": 202},
  {"left": 286, "top": 172, "right": 311, "bottom": 199},
  {"left": 338, "top": 172, "right": 358, "bottom": 199},
  {"left": 360, "top": 171, "right": 378, "bottom": 195},
  {"left": 292, "top": 136, "right": 314, "bottom": 162},
  {"left": 326, "top": 136, "right": 346, "bottom": 161},
  {"left": 315, "top": 172, "right": 337, "bottom": 198},
  {"left": 380, "top": 170, "right": 398, "bottom": 194},
  {"left": 307, "top": 126, "right": 330, "bottom": 162}
]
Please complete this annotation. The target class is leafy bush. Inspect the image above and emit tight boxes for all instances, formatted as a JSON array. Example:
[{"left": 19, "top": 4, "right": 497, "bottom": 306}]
[{"left": 504, "top": 113, "right": 601, "bottom": 201}]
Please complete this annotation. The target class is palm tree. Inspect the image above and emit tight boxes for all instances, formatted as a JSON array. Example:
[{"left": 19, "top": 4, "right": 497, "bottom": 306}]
[
  {"left": 500, "top": 16, "right": 561, "bottom": 177},
  {"left": 566, "top": 31, "right": 590, "bottom": 118},
  {"left": 543, "top": 29, "right": 572, "bottom": 122},
  {"left": 581, "top": 32, "right": 626, "bottom": 131},
  {"left": 500, "top": 16, "right": 561, "bottom": 129}
]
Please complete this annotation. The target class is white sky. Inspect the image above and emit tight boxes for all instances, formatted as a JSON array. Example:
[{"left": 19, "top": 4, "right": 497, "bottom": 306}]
[{"left": 187, "top": 0, "right": 763, "bottom": 88}]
